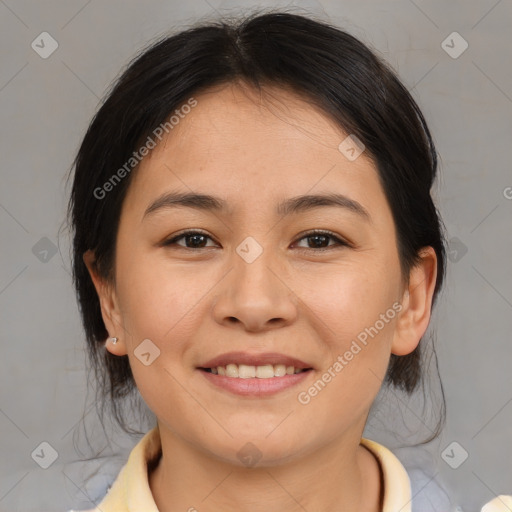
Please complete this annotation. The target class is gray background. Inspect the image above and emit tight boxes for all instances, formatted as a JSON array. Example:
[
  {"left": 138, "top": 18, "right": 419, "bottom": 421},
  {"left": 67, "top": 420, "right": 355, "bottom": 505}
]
[{"left": 1, "top": 1, "right": 511, "bottom": 511}]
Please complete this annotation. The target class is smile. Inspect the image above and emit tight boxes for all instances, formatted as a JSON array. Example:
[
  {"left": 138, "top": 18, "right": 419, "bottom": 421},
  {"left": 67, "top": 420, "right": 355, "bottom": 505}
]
[{"left": 197, "top": 366, "right": 313, "bottom": 396}]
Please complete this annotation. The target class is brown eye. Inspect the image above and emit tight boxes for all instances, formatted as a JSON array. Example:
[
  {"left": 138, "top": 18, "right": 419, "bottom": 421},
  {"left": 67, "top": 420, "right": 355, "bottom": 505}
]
[
  {"left": 163, "top": 230, "right": 217, "bottom": 249},
  {"left": 294, "top": 230, "right": 349, "bottom": 251},
  {"left": 163, "top": 229, "right": 349, "bottom": 251}
]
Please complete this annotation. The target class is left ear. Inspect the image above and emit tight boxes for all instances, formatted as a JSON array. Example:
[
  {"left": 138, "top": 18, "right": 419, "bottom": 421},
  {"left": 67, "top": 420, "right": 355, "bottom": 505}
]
[{"left": 391, "top": 246, "right": 438, "bottom": 356}]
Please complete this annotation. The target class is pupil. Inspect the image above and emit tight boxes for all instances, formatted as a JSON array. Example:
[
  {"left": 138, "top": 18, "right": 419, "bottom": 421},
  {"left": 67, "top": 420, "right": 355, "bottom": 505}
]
[
  {"left": 188, "top": 234, "right": 206, "bottom": 247},
  {"left": 310, "top": 235, "right": 328, "bottom": 248}
]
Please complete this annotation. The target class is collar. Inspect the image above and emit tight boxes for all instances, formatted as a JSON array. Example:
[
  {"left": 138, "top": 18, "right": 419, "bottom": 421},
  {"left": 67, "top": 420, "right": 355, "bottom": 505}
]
[{"left": 96, "top": 426, "right": 412, "bottom": 512}]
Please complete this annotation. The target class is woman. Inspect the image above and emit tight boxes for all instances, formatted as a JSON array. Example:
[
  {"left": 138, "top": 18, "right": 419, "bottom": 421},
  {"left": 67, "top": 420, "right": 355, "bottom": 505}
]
[{"left": 65, "top": 10, "right": 511, "bottom": 512}]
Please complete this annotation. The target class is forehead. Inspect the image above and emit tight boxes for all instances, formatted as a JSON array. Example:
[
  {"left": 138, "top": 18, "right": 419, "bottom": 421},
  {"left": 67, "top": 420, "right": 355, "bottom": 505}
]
[
  {"left": 164, "top": 82, "right": 351, "bottom": 152},
  {"left": 123, "top": 82, "right": 386, "bottom": 220}
]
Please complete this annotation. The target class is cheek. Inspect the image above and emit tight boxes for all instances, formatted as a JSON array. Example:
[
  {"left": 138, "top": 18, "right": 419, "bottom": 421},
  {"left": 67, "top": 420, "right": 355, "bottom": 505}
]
[
  {"left": 115, "top": 251, "right": 206, "bottom": 344},
  {"left": 294, "top": 266, "right": 399, "bottom": 429},
  {"left": 113, "top": 255, "right": 205, "bottom": 417},
  {"left": 301, "top": 259, "right": 400, "bottom": 345},
  {"left": 294, "top": 259, "right": 400, "bottom": 411}
]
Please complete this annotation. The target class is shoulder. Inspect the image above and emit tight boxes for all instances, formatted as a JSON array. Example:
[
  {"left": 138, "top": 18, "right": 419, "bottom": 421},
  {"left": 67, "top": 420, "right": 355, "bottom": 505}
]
[
  {"left": 481, "top": 496, "right": 512, "bottom": 511},
  {"left": 390, "top": 444, "right": 512, "bottom": 512},
  {"left": 66, "top": 509, "right": 101, "bottom": 512}
]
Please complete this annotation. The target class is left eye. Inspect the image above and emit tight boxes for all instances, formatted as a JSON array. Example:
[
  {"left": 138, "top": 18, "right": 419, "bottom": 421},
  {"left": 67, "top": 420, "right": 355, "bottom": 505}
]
[
  {"left": 293, "top": 230, "right": 348, "bottom": 250},
  {"left": 163, "top": 230, "right": 348, "bottom": 250}
]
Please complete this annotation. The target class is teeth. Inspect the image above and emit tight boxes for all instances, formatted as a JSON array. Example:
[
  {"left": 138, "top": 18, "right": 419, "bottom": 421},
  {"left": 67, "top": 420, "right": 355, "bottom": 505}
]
[{"left": 207, "top": 364, "right": 308, "bottom": 378}]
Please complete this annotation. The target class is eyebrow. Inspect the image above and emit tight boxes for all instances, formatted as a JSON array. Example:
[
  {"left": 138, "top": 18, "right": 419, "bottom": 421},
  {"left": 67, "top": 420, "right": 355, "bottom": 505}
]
[{"left": 142, "top": 190, "right": 371, "bottom": 222}]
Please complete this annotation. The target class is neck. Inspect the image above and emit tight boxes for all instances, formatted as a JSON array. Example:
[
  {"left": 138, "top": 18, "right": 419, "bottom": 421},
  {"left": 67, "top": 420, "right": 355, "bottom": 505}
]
[{"left": 148, "top": 423, "right": 383, "bottom": 512}]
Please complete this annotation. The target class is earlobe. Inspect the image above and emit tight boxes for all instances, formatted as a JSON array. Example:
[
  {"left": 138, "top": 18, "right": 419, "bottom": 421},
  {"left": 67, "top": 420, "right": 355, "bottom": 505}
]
[
  {"left": 391, "top": 247, "right": 438, "bottom": 356},
  {"left": 82, "top": 250, "right": 126, "bottom": 355}
]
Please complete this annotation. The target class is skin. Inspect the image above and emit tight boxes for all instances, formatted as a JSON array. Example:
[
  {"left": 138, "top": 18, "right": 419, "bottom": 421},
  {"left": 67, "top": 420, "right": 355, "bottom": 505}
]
[{"left": 84, "top": 81, "right": 437, "bottom": 512}]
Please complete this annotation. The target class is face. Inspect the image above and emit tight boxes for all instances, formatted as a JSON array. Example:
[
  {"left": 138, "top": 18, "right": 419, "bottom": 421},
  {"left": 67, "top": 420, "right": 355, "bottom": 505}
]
[{"left": 86, "top": 82, "right": 436, "bottom": 466}]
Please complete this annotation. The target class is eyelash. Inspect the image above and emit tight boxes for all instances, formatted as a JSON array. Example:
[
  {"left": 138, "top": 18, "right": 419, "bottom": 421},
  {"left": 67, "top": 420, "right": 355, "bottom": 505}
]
[{"left": 162, "top": 229, "right": 350, "bottom": 252}]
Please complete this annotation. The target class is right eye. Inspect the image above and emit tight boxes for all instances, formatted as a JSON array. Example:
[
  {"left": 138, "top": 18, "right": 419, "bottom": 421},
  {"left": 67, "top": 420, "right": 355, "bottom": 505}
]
[{"left": 162, "top": 230, "right": 218, "bottom": 249}]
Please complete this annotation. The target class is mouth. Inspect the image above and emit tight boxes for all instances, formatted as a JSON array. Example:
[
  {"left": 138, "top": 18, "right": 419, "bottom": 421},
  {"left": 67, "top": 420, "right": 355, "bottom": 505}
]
[
  {"left": 198, "top": 365, "right": 313, "bottom": 378},
  {"left": 197, "top": 366, "right": 313, "bottom": 397},
  {"left": 195, "top": 352, "right": 314, "bottom": 396},
  {"left": 198, "top": 351, "right": 314, "bottom": 376}
]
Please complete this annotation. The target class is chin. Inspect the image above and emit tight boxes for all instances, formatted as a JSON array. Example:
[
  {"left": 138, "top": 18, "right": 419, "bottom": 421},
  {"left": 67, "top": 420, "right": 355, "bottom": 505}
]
[{"left": 202, "top": 435, "right": 307, "bottom": 469}]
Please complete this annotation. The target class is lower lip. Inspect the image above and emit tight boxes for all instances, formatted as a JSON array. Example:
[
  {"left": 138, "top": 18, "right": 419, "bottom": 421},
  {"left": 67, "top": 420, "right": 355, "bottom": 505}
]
[{"left": 197, "top": 369, "right": 313, "bottom": 397}]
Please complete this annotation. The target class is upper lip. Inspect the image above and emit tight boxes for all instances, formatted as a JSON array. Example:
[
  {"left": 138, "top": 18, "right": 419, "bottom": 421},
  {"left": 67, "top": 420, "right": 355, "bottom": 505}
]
[{"left": 199, "top": 352, "right": 313, "bottom": 370}]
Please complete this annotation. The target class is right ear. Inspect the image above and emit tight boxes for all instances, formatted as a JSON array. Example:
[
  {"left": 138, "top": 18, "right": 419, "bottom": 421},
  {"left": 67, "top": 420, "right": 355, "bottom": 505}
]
[{"left": 83, "top": 250, "right": 127, "bottom": 356}]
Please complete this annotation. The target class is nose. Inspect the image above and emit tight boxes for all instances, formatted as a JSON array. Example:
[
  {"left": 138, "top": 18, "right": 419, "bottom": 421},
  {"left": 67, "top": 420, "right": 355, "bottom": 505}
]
[{"left": 211, "top": 245, "right": 298, "bottom": 332}]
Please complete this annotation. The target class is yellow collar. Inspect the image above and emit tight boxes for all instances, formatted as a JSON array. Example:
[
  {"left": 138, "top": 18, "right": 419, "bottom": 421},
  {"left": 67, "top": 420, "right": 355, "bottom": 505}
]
[{"left": 94, "top": 426, "right": 412, "bottom": 512}]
